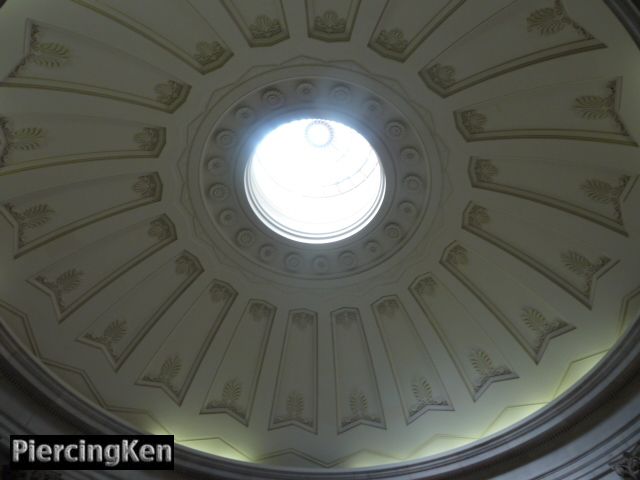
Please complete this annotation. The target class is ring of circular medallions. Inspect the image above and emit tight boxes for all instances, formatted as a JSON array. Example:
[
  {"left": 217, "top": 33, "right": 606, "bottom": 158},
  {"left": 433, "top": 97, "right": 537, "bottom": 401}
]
[{"left": 187, "top": 69, "right": 439, "bottom": 281}]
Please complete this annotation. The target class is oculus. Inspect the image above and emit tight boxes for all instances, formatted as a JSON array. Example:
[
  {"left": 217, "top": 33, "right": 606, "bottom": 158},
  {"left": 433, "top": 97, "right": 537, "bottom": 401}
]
[{"left": 245, "top": 118, "right": 385, "bottom": 244}]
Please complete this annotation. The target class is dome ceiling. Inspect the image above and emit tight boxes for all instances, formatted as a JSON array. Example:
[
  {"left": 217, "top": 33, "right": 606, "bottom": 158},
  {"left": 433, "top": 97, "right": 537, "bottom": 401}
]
[{"left": 0, "top": 0, "right": 639, "bottom": 473}]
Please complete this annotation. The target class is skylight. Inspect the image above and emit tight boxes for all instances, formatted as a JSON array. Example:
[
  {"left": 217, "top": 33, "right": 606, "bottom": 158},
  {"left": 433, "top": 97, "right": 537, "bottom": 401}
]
[{"left": 245, "top": 118, "right": 385, "bottom": 244}]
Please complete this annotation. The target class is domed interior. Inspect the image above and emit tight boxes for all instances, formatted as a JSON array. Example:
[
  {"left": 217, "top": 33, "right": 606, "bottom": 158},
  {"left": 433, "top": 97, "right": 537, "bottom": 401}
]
[{"left": 0, "top": 0, "right": 639, "bottom": 474}]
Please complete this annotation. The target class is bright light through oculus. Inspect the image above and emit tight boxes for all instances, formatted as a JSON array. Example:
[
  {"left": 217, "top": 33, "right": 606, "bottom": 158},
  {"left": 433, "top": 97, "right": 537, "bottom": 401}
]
[{"left": 246, "top": 118, "right": 385, "bottom": 244}]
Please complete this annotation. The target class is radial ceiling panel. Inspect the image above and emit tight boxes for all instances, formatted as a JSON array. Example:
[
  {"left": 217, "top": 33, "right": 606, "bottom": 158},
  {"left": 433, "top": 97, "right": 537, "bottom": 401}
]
[{"left": 0, "top": 0, "right": 639, "bottom": 473}]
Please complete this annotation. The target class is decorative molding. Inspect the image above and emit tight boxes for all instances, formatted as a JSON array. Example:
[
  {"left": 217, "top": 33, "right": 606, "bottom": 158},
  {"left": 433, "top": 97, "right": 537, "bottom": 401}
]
[
  {"left": 132, "top": 127, "right": 165, "bottom": 153},
  {"left": 201, "top": 300, "right": 275, "bottom": 425},
  {"left": 1, "top": 296, "right": 640, "bottom": 478},
  {"left": 154, "top": 80, "right": 188, "bottom": 107},
  {"left": 527, "top": 1, "right": 593, "bottom": 38},
  {"left": 421, "top": 0, "right": 605, "bottom": 96},
  {"left": 221, "top": 0, "right": 289, "bottom": 47},
  {"left": 70, "top": 0, "right": 234, "bottom": 74},
  {"left": 137, "top": 280, "right": 236, "bottom": 405},
  {"left": 454, "top": 78, "right": 636, "bottom": 145},
  {"left": 441, "top": 241, "right": 575, "bottom": 363},
  {"left": 34, "top": 268, "right": 84, "bottom": 314},
  {"left": 4, "top": 203, "right": 55, "bottom": 246},
  {"left": 0, "top": 120, "right": 46, "bottom": 167},
  {"left": 462, "top": 202, "right": 615, "bottom": 309},
  {"left": 468, "top": 348, "right": 516, "bottom": 395},
  {"left": 459, "top": 109, "right": 487, "bottom": 134},
  {"left": 331, "top": 308, "right": 386, "bottom": 433},
  {"left": 368, "top": 0, "right": 466, "bottom": 62},
  {"left": 0, "top": 115, "right": 165, "bottom": 176},
  {"left": 410, "top": 273, "right": 519, "bottom": 401},
  {"left": 521, "top": 307, "right": 573, "bottom": 353},
  {"left": 469, "top": 157, "right": 636, "bottom": 236},
  {"left": 189, "top": 73, "right": 429, "bottom": 280},
  {"left": 306, "top": 0, "right": 360, "bottom": 42},
  {"left": 373, "top": 296, "right": 453, "bottom": 424},
  {"left": 79, "top": 251, "right": 203, "bottom": 370},
  {"left": 269, "top": 309, "right": 318, "bottom": 433},
  {"left": 29, "top": 215, "right": 177, "bottom": 321},
  {"left": 9, "top": 24, "right": 70, "bottom": 76},
  {"left": 472, "top": 158, "right": 498, "bottom": 183},
  {"left": 2, "top": 172, "right": 163, "bottom": 257},
  {"left": 1, "top": 21, "right": 191, "bottom": 113}
]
